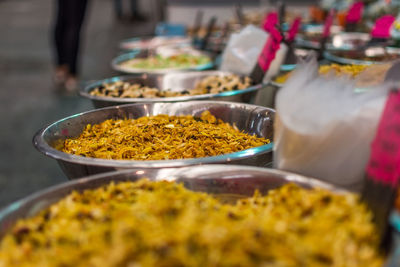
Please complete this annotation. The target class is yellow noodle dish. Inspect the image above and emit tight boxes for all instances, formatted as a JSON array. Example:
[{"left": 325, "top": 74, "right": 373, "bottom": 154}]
[
  {"left": 60, "top": 111, "right": 269, "bottom": 160},
  {"left": 0, "top": 179, "right": 382, "bottom": 267}
]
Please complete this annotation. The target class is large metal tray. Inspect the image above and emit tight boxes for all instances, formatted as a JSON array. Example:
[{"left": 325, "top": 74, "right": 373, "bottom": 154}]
[
  {"left": 80, "top": 71, "right": 266, "bottom": 108},
  {"left": 33, "top": 101, "right": 275, "bottom": 179}
]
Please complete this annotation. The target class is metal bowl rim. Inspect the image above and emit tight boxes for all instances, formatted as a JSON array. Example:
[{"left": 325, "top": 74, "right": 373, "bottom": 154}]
[
  {"left": 119, "top": 36, "right": 191, "bottom": 50},
  {"left": 296, "top": 31, "right": 370, "bottom": 51},
  {"left": 79, "top": 72, "right": 266, "bottom": 103},
  {"left": 323, "top": 50, "right": 400, "bottom": 65},
  {"left": 32, "top": 101, "right": 274, "bottom": 168}
]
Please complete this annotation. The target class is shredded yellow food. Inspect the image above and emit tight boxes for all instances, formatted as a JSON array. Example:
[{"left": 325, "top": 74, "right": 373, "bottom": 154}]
[
  {"left": 0, "top": 180, "right": 382, "bottom": 267},
  {"left": 274, "top": 64, "right": 369, "bottom": 84},
  {"left": 61, "top": 111, "right": 269, "bottom": 160}
]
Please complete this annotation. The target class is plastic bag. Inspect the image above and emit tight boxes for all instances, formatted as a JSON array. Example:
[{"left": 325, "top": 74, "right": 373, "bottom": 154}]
[
  {"left": 219, "top": 25, "right": 287, "bottom": 82},
  {"left": 273, "top": 58, "right": 393, "bottom": 191}
]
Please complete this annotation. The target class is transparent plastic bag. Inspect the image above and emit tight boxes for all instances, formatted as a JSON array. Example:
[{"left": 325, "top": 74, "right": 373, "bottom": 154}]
[
  {"left": 219, "top": 25, "right": 287, "bottom": 82},
  {"left": 273, "top": 58, "right": 393, "bottom": 191}
]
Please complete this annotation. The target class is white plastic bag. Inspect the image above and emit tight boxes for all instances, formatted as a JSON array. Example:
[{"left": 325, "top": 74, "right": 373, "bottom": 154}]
[
  {"left": 219, "top": 25, "right": 287, "bottom": 82},
  {"left": 273, "top": 58, "right": 393, "bottom": 191}
]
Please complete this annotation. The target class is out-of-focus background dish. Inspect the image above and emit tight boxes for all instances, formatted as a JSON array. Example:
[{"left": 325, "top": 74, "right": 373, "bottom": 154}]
[
  {"left": 80, "top": 71, "right": 262, "bottom": 108},
  {"left": 112, "top": 49, "right": 213, "bottom": 74},
  {"left": 324, "top": 47, "right": 400, "bottom": 65},
  {"left": 119, "top": 36, "right": 192, "bottom": 51}
]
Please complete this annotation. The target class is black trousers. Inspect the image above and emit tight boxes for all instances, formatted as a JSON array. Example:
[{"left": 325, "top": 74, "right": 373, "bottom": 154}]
[
  {"left": 54, "top": 0, "right": 88, "bottom": 75},
  {"left": 114, "top": 0, "right": 138, "bottom": 18}
]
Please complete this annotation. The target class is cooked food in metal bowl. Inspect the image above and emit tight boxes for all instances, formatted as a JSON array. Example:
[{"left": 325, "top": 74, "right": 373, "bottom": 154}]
[
  {"left": 119, "top": 53, "right": 211, "bottom": 70},
  {"left": 33, "top": 102, "right": 274, "bottom": 179},
  {"left": 0, "top": 178, "right": 382, "bottom": 266},
  {"left": 60, "top": 111, "right": 270, "bottom": 160},
  {"left": 274, "top": 64, "right": 369, "bottom": 84},
  {"left": 89, "top": 75, "right": 252, "bottom": 99}
]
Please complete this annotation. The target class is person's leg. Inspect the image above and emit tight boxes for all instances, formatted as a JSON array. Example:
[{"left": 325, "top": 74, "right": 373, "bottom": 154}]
[
  {"left": 114, "top": 0, "right": 123, "bottom": 19},
  {"left": 53, "top": 0, "right": 68, "bottom": 83},
  {"left": 130, "top": 0, "right": 146, "bottom": 21},
  {"left": 63, "top": 0, "right": 88, "bottom": 90},
  {"left": 65, "top": 0, "right": 88, "bottom": 76},
  {"left": 130, "top": 0, "right": 137, "bottom": 17}
]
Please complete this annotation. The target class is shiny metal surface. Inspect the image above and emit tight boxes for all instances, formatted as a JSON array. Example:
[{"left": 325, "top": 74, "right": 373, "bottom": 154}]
[
  {"left": 330, "top": 32, "right": 371, "bottom": 51},
  {"left": 254, "top": 82, "right": 282, "bottom": 108},
  {"left": 80, "top": 71, "right": 266, "bottom": 108},
  {"left": 111, "top": 50, "right": 213, "bottom": 74},
  {"left": 324, "top": 47, "right": 400, "bottom": 65},
  {"left": 119, "top": 36, "right": 191, "bottom": 51},
  {"left": 0, "top": 165, "right": 342, "bottom": 238},
  {"left": 295, "top": 24, "right": 342, "bottom": 50},
  {"left": 33, "top": 101, "right": 275, "bottom": 179},
  {"left": 279, "top": 48, "right": 311, "bottom": 72}
]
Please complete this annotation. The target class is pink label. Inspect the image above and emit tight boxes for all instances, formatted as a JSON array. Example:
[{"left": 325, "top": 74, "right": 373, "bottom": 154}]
[
  {"left": 287, "top": 17, "right": 301, "bottom": 42},
  {"left": 366, "top": 90, "right": 400, "bottom": 186},
  {"left": 371, "top": 15, "right": 396, "bottom": 38},
  {"left": 257, "top": 27, "right": 282, "bottom": 72},
  {"left": 263, "top": 12, "right": 278, "bottom": 32},
  {"left": 346, "top": 1, "right": 364, "bottom": 24},
  {"left": 323, "top": 9, "right": 335, "bottom": 38}
]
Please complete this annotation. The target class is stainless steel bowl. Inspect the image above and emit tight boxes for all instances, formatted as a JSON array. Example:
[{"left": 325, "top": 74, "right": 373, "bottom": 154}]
[
  {"left": 330, "top": 32, "right": 371, "bottom": 51},
  {"left": 295, "top": 24, "right": 342, "bottom": 50},
  {"left": 324, "top": 47, "right": 400, "bottom": 65},
  {"left": 0, "top": 165, "right": 397, "bottom": 264},
  {"left": 119, "top": 36, "right": 192, "bottom": 51},
  {"left": 254, "top": 82, "right": 282, "bottom": 108},
  {"left": 111, "top": 50, "right": 213, "bottom": 74},
  {"left": 80, "top": 71, "right": 266, "bottom": 109},
  {"left": 33, "top": 101, "right": 274, "bottom": 179},
  {"left": 0, "top": 165, "right": 341, "bottom": 238}
]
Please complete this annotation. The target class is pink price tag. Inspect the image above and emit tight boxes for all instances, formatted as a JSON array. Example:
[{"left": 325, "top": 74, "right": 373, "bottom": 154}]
[
  {"left": 366, "top": 90, "right": 400, "bottom": 186},
  {"left": 287, "top": 17, "right": 301, "bottom": 42},
  {"left": 346, "top": 1, "right": 364, "bottom": 24},
  {"left": 263, "top": 12, "right": 278, "bottom": 32},
  {"left": 371, "top": 15, "right": 396, "bottom": 38},
  {"left": 257, "top": 27, "right": 283, "bottom": 72},
  {"left": 323, "top": 9, "right": 335, "bottom": 38}
]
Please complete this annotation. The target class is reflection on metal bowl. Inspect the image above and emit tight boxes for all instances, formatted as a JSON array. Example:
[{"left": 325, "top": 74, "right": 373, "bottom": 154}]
[
  {"left": 80, "top": 71, "right": 266, "bottom": 109},
  {"left": 33, "top": 102, "right": 275, "bottom": 179}
]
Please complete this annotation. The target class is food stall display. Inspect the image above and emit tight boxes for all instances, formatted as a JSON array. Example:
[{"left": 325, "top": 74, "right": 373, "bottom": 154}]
[{"left": 3, "top": 1, "right": 400, "bottom": 265}]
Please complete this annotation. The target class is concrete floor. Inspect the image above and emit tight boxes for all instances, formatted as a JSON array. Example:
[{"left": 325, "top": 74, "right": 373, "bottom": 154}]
[{"left": 0, "top": 0, "right": 154, "bottom": 207}]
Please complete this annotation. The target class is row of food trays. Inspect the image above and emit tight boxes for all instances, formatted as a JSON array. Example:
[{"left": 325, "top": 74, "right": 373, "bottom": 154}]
[{"left": 1, "top": 23, "right": 400, "bottom": 266}]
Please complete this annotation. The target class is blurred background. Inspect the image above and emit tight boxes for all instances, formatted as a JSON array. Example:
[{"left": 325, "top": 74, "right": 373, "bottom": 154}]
[{"left": 0, "top": 0, "right": 314, "bottom": 207}]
